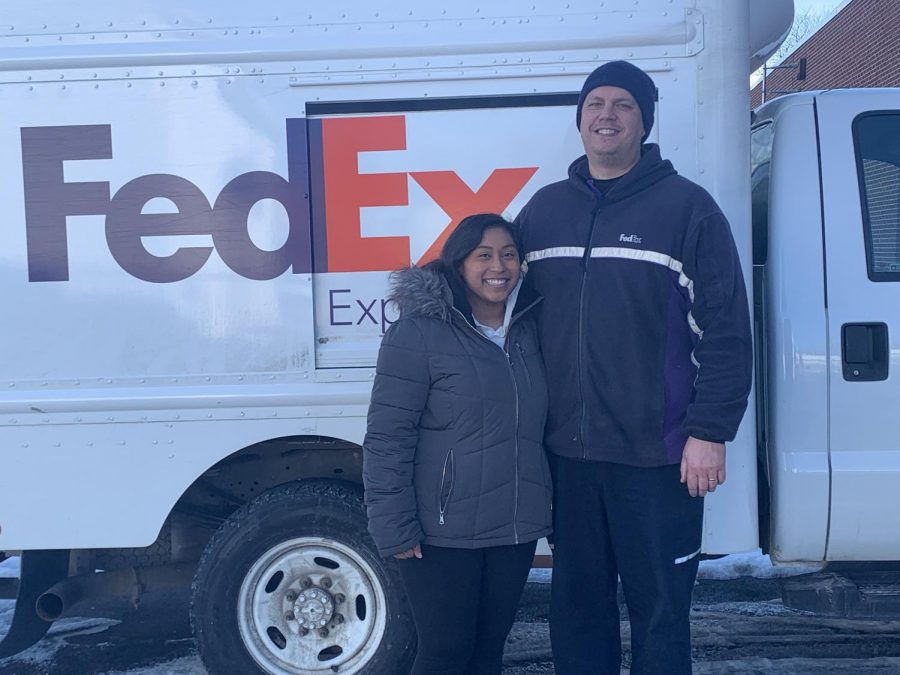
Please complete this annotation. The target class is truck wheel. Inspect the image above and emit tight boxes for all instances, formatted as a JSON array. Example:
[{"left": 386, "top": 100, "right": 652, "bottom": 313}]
[{"left": 190, "top": 479, "right": 415, "bottom": 674}]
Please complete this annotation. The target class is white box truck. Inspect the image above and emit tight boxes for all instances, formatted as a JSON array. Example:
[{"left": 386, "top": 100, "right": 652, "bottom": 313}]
[{"left": 2, "top": 0, "right": 899, "bottom": 672}]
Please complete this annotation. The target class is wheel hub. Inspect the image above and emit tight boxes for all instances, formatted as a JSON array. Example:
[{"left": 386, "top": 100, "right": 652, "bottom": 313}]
[
  {"left": 294, "top": 586, "right": 336, "bottom": 631},
  {"left": 237, "top": 537, "right": 391, "bottom": 673}
]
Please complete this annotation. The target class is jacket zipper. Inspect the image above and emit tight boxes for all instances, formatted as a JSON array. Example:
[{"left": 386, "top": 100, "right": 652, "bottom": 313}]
[
  {"left": 438, "top": 448, "right": 455, "bottom": 525},
  {"left": 578, "top": 206, "right": 603, "bottom": 459},
  {"left": 451, "top": 306, "right": 536, "bottom": 544},
  {"left": 507, "top": 348, "right": 520, "bottom": 545}
]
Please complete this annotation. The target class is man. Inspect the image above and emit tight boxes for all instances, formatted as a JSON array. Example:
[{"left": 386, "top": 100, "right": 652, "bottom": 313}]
[{"left": 516, "top": 60, "right": 752, "bottom": 674}]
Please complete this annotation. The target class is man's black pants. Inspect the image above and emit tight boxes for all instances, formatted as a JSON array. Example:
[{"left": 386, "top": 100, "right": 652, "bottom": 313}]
[
  {"left": 549, "top": 455, "right": 704, "bottom": 675},
  {"left": 397, "top": 541, "right": 537, "bottom": 675}
]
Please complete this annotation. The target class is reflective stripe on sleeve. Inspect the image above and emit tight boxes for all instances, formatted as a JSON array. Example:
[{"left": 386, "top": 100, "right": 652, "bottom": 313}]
[{"left": 524, "top": 246, "right": 587, "bottom": 263}]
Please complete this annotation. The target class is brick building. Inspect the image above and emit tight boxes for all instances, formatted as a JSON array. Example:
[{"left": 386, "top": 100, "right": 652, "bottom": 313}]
[{"left": 751, "top": 0, "right": 900, "bottom": 107}]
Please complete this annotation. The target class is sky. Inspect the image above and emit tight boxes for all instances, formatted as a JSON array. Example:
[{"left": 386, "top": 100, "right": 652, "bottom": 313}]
[
  {"left": 795, "top": 0, "right": 842, "bottom": 11},
  {"left": 793, "top": 0, "right": 845, "bottom": 19}
]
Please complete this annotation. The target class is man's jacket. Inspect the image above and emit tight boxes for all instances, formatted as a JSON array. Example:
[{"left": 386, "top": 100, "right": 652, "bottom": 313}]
[{"left": 516, "top": 145, "right": 753, "bottom": 467}]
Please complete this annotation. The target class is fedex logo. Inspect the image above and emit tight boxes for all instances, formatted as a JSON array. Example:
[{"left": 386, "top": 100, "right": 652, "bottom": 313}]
[
  {"left": 20, "top": 123, "right": 310, "bottom": 283},
  {"left": 20, "top": 115, "right": 537, "bottom": 283},
  {"left": 315, "top": 116, "right": 537, "bottom": 272}
]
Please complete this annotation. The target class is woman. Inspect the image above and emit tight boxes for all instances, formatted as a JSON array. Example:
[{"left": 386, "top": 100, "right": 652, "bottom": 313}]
[{"left": 363, "top": 213, "right": 552, "bottom": 675}]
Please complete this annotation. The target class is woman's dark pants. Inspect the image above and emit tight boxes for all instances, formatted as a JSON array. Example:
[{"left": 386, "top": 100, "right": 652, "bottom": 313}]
[{"left": 397, "top": 540, "right": 537, "bottom": 675}]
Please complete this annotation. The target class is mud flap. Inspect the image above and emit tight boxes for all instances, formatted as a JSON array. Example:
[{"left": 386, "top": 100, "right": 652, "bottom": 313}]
[{"left": 0, "top": 550, "right": 70, "bottom": 658}]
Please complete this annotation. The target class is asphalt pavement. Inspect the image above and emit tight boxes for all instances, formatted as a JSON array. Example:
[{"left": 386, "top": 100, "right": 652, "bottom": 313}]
[{"left": 5, "top": 576, "right": 900, "bottom": 673}]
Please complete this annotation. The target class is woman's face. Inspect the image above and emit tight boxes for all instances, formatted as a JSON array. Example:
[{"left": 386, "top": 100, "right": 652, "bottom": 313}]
[{"left": 460, "top": 227, "right": 521, "bottom": 313}]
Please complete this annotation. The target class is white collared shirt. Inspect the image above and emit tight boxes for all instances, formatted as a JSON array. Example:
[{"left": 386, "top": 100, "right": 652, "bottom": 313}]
[{"left": 472, "top": 317, "right": 506, "bottom": 348}]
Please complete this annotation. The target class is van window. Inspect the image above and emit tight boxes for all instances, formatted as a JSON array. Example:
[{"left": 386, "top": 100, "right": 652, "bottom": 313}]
[
  {"left": 750, "top": 122, "right": 774, "bottom": 265},
  {"left": 854, "top": 112, "right": 900, "bottom": 281}
]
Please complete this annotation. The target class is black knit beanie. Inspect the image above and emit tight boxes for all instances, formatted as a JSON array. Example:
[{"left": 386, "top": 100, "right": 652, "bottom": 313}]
[{"left": 575, "top": 61, "right": 657, "bottom": 142}]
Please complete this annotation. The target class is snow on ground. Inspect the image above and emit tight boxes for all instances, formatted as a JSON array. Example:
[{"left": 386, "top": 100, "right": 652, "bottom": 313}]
[
  {"left": 2, "top": 616, "right": 122, "bottom": 668},
  {"left": 105, "top": 656, "right": 206, "bottom": 674},
  {"left": 697, "top": 548, "right": 822, "bottom": 580},
  {"left": 527, "top": 548, "right": 821, "bottom": 583},
  {"left": 0, "top": 556, "right": 19, "bottom": 654},
  {"left": 1, "top": 556, "right": 124, "bottom": 669},
  {"left": 697, "top": 549, "right": 823, "bottom": 579},
  {"left": 0, "top": 600, "right": 13, "bottom": 651},
  {"left": 0, "top": 556, "right": 20, "bottom": 577},
  {"left": 1, "top": 550, "right": 819, "bottom": 674}
]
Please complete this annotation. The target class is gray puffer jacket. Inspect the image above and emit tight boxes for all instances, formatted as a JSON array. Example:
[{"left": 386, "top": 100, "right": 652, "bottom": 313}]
[{"left": 363, "top": 265, "right": 552, "bottom": 557}]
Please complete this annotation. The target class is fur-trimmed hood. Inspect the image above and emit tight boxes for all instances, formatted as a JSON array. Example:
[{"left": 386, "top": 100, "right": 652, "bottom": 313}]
[
  {"left": 388, "top": 264, "right": 541, "bottom": 324},
  {"left": 388, "top": 265, "right": 454, "bottom": 320}
]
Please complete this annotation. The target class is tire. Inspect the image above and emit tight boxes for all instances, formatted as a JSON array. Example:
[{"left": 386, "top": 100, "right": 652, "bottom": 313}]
[
  {"left": 93, "top": 520, "right": 172, "bottom": 570},
  {"left": 190, "top": 479, "right": 415, "bottom": 674}
]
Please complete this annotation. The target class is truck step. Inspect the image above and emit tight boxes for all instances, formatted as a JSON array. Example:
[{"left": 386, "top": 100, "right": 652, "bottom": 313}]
[{"left": 782, "top": 570, "right": 900, "bottom": 618}]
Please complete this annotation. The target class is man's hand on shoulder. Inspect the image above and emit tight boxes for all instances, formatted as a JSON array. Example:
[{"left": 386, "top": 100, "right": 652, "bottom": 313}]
[{"left": 680, "top": 437, "right": 726, "bottom": 497}]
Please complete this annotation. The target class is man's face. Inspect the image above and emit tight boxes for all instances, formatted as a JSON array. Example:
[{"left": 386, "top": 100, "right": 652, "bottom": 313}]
[{"left": 579, "top": 85, "right": 644, "bottom": 171}]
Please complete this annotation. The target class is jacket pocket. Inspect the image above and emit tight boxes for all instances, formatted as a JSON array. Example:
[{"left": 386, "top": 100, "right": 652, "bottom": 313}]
[
  {"left": 515, "top": 343, "right": 533, "bottom": 391},
  {"left": 438, "top": 448, "right": 455, "bottom": 525}
]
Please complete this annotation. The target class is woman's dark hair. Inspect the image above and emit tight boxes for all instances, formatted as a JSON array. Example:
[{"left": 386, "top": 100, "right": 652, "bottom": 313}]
[{"left": 427, "top": 213, "right": 522, "bottom": 301}]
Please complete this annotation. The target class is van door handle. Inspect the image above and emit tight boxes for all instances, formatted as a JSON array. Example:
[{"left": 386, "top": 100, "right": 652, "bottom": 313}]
[{"left": 841, "top": 323, "right": 889, "bottom": 381}]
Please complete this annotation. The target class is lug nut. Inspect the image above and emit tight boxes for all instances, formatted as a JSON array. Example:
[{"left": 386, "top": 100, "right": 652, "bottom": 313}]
[
  {"left": 285, "top": 611, "right": 295, "bottom": 621},
  {"left": 334, "top": 593, "right": 345, "bottom": 604},
  {"left": 319, "top": 627, "right": 329, "bottom": 637},
  {"left": 321, "top": 577, "right": 333, "bottom": 589},
  {"left": 301, "top": 578, "right": 313, "bottom": 589},
  {"left": 285, "top": 590, "right": 297, "bottom": 602},
  {"left": 299, "top": 627, "right": 309, "bottom": 636},
  {"left": 334, "top": 613, "right": 345, "bottom": 624}
]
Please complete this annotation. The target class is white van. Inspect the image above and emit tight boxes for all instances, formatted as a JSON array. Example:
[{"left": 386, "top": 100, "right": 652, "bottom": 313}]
[{"left": 4, "top": 0, "right": 900, "bottom": 672}]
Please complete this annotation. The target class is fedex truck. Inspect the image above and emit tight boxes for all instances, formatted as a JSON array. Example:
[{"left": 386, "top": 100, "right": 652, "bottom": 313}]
[{"left": 3, "top": 0, "right": 900, "bottom": 672}]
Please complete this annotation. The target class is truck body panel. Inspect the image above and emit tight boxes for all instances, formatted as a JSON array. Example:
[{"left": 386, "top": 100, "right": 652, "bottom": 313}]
[
  {"left": 755, "top": 88, "right": 900, "bottom": 562},
  {"left": 0, "top": 0, "right": 790, "bottom": 555}
]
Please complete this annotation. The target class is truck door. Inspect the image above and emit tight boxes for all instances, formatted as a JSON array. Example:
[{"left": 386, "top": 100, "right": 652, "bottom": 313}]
[{"left": 816, "top": 91, "right": 900, "bottom": 560}]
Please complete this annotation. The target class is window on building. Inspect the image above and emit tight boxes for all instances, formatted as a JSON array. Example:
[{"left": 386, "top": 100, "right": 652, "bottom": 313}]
[
  {"left": 750, "top": 122, "right": 774, "bottom": 266},
  {"left": 854, "top": 112, "right": 900, "bottom": 281}
]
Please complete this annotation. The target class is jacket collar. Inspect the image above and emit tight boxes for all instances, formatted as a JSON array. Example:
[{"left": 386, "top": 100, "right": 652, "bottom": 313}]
[
  {"left": 567, "top": 143, "right": 677, "bottom": 203},
  {"left": 389, "top": 264, "right": 541, "bottom": 326}
]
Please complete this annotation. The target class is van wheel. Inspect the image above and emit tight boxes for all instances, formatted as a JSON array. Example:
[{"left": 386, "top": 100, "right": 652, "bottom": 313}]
[{"left": 190, "top": 480, "right": 415, "bottom": 674}]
